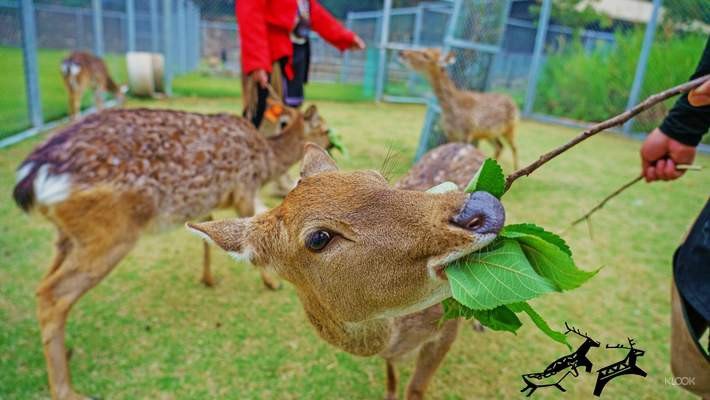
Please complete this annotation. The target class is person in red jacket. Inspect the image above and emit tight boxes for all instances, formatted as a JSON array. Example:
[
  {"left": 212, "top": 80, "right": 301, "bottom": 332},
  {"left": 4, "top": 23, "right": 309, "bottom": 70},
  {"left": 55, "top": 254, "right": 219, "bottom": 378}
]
[{"left": 237, "top": 0, "right": 365, "bottom": 128}]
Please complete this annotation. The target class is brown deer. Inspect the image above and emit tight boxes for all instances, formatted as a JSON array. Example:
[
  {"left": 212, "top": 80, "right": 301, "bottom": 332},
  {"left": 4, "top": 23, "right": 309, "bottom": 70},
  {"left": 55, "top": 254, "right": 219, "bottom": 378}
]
[
  {"left": 12, "top": 105, "right": 330, "bottom": 400},
  {"left": 188, "top": 143, "right": 506, "bottom": 399},
  {"left": 61, "top": 51, "right": 126, "bottom": 120},
  {"left": 399, "top": 48, "right": 520, "bottom": 169}
]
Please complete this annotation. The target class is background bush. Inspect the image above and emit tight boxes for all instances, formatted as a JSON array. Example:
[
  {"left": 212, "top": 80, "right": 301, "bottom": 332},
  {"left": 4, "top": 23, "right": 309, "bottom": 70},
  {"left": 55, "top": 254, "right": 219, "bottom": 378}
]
[{"left": 534, "top": 29, "right": 708, "bottom": 143}]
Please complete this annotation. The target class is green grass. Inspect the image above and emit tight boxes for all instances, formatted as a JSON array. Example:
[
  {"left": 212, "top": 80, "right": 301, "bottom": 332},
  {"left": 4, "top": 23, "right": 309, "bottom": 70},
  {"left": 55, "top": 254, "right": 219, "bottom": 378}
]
[
  {"left": 173, "top": 71, "right": 372, "bottom": 102},
  {"left": 0, "top": 46, "right": 127, "bottom": 137},
  {"left": 0, "top": 47, "right": 370, "bottom": 139},
  {"left": 1, "top": 96, "right": 707, "bottom": 399}
]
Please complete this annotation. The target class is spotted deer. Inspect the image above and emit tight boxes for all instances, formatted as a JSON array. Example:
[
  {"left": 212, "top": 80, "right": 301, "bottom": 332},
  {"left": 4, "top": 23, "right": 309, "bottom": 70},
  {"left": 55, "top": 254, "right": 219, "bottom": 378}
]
[
  {"left": 188, "top": 144, "right": 506, "bottom": 399},
  {"left": 12, "top": 105, "right": 330, "bottom": 400},
  {"left": 61, "top": 51, "right": 127, "bottom": 120},
  {"left": 399, "top": 48, "right": 520, "bottom": 169}
]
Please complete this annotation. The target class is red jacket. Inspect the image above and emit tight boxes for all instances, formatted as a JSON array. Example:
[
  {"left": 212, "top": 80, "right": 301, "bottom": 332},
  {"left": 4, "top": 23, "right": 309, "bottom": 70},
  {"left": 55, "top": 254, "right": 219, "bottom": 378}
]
[{"left": 236, "top": 0, "right": 356, "bottom": 79}]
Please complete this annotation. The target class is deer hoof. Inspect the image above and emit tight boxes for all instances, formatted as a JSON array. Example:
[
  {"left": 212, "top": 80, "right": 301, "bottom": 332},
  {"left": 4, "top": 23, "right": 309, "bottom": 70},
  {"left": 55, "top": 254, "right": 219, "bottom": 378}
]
[
  {"left": 201, "top": 277, "right": 216, "bottom": 288},
  {"left": 264, "top": 280, "right": 283, "bottom": 291}
]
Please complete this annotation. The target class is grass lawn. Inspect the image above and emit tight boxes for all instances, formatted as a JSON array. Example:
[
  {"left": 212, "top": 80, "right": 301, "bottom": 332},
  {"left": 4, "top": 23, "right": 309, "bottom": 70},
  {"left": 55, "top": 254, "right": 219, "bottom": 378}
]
[
  {"left": 0, "top": 46, "right": 371, "bottom": 139},
  {"left": 0, "top": 96, "right": 707, "bottom": 399}
]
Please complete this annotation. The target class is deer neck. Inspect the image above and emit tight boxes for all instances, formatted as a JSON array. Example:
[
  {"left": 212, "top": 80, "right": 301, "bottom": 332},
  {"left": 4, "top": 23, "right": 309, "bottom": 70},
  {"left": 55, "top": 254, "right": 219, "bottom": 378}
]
[
  {"left": 265, "top": 117, "right": 306, "bottom": 180},
  {"left": 427, "top": 66, "right": 463, "bottom": 114},
  {"left": 576, "top": 340, "right": 595, "bottom": 355},
  {"left": 297, "top": 289, "right": 393, "bottom": 357}
]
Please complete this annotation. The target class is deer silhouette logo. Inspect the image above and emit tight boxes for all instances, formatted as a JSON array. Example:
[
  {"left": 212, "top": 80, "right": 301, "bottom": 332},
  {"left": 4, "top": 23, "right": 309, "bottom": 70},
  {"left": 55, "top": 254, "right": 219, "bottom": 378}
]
[
  {"left": 520, "top": 323, "right": 601, "bottom": 397},
  {"left": 593, "top": 338, "right": 647, "bottom": 396}
]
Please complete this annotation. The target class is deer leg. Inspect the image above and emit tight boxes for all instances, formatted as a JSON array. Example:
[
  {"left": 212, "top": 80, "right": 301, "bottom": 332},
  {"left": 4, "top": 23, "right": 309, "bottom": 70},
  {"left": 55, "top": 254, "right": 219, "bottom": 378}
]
[
  {"left": 37, "top": 231, "right": 136, "bottom": 400},
  {"left": 385, "top": 359, "right": 399, "bottom": 400},
  {"left": 200, "top": 214, "right": 215, "bottom": 287},
  {"left": 503, "top": 127, "right": 519, "bottom": 170},
  {"left": 491, "top": 138, "right": 504, "bottom": 161},
  {"left": 404, "top": 319, "right": 459, "bottom": 400},
  {"left": 68, "top": 90, "right": 82, "bottom": 121},
  {"left": 554, "top": 383, "right": 566, "bottom": 392},
  {"left": 93, "top": 85, "right": 104, "bottom": 111}
]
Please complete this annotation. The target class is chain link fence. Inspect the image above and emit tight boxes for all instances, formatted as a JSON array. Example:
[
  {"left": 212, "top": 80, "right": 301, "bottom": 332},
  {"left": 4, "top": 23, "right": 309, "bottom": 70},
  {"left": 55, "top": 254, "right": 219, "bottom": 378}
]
[{"left": 3, "top": 0, "right": 709, "bottom": 151}]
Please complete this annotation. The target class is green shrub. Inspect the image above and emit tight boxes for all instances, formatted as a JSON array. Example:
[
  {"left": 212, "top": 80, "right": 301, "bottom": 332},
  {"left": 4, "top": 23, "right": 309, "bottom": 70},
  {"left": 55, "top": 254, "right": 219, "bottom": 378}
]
[{"left": 534, "top": 29, "right": 707, "bottom": 143}]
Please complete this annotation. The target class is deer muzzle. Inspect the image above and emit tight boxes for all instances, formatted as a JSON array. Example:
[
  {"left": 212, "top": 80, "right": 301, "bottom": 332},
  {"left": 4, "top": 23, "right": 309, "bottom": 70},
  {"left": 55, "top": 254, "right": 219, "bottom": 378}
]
[{"left": 451, "top": 191, "right": 505, "bottom": 235}]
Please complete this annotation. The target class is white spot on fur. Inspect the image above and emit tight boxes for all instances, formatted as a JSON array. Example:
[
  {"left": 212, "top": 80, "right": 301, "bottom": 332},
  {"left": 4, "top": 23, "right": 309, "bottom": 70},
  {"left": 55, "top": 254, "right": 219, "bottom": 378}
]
[
  {"left": 228, "top": 249, "right": 252, "bottom": 263},
  {"left": 15, "top": 163, "right": 34, "bottom": 183},
  {"left": 186, "top": 224, "right": 214, "bottom": 244},
  {"left": 33, "top": 164, "right": 71, "bottom": 205},
  {"left": 69, "top": 64, "right": 80, "bottom": 76}
]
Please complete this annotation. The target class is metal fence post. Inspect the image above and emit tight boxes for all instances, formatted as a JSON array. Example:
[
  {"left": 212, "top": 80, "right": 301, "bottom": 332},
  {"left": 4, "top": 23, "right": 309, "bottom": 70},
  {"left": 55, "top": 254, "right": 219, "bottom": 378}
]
[
  {"left": 163, "top": 0, "right": 173, "bottom": 96},
  {"left": 76, "top": 9, "right": 85, "bottom": 50},
  {"left": 150, "top": 0, "right": 159, "bottom": 52},
  {"left": 92, "top": 0, "right": 103, "bottom": 56},
  {"left": 375, "top": 0, "right": 392, "bottom": 102},
  {"left": 177, "top": 0, "right": 186, "bottom": 74},
  {"left": 20, "top": 0, "right": 42, "bottom": 128},
  {"left": 484, "top": 0, "right": 512, "bottom": 90},
  {"left": 339, "top": 13, "right": 353, "bottom": 83},
  {"left": 195, "top": 5, "right": 201, "bottom": 66},
  {"left": 623, "top": 0, "right": 662, "bottom": 133},
  {"left": 406, "top": 4, "right": 424, "bottom": 91},
  {"left": 443, "top": 0, "right": 462, "bottom": 52},
  {"left": 126, "top": 0, "right": 136, "bottom": 52},
  {"left": 523, "top": 0, "right": 551, "bottom": 116}
]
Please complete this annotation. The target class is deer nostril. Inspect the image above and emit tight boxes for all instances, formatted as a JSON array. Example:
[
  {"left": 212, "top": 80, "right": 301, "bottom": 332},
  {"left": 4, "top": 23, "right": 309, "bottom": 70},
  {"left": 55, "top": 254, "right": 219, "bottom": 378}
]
[{"left": 452, "top": 192, "right": 505, "bottom": 235}]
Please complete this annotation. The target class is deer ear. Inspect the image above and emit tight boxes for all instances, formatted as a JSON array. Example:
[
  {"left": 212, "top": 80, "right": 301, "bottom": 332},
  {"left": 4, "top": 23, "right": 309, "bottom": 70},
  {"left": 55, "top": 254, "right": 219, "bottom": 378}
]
[
  {"left": 186, "top": 218, "right": 255, "bottom": 262},
  {"left": 301, "top": 143, "right": 338, "bottom": 178},
  {"left": 440, "top": 51, "right": 456, "bottom": 67},
  {"left": 304, "top": 104, "right": 318, "bottom": 119}
]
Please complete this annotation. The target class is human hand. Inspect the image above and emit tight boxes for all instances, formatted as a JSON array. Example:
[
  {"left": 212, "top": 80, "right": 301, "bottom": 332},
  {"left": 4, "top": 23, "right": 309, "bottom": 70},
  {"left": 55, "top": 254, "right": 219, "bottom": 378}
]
[
  {"left": 251, "top": 69, "right": 269, "bottom": 88},
  {"left": 350, "top": 35, "right": 366, "bottom": 51},
  {"left": 688, "top": 79, "right": 710, "bottom": 106},
  {"left": 640, "top": 128, "right": 696, "bottom": 182}
]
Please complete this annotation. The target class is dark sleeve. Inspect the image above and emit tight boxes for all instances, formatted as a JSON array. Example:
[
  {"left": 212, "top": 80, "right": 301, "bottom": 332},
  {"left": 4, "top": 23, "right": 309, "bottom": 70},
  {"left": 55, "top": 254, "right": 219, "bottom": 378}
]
[{"left": 659, "top": 37, "right": 710, "bottom": 147}]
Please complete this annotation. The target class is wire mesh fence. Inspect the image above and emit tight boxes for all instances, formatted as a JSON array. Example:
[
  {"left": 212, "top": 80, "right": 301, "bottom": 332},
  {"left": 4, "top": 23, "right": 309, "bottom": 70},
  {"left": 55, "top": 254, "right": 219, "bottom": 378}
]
[{"left": 2, "top": 0, "right": 709, "bottom": 150}]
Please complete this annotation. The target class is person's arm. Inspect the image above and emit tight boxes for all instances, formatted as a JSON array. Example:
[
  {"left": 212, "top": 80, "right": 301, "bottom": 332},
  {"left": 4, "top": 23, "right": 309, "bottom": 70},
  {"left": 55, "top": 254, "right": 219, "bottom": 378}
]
[
  {"left": 310, "top": 1, "right": 364, "bottom": 51},
  {"left": 658, "top": 38, "right": 710, "bottom": 147},
  {"left": 640, "top": 38, "right": 710, "bottom": 182},
  {"left": 236, "top": 0, "right": 270, "bottom": 85}
]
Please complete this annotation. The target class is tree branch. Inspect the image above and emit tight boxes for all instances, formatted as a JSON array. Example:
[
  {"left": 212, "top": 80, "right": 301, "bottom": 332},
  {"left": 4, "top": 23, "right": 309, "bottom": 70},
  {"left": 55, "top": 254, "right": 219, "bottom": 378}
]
[{"left": 504, "top": 74, "right": 710, "bottom": 192}]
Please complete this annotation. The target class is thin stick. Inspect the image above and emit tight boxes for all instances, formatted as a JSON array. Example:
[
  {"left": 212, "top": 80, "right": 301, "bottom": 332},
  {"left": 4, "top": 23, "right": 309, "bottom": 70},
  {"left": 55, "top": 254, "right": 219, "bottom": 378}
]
[
  {"left": 570, "top": 175, "right": 643, "bottom": 227},
  {"left": 568, "top": 164, "right": 702, "bottom": 228},
  {"left": 504, "top": 74, "right": 710, "bottom": 193}
]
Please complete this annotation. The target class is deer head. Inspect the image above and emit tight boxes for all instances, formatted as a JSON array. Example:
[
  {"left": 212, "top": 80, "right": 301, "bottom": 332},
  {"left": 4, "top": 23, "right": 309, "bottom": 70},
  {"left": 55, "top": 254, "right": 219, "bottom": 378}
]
[
  {"left": 263, "top": 101, "right": 333, "bottom": 151},
  {"left": 187, "top": 144, "right": 504, "bottom": 327},
  {"left": 399, "top": 48, "right": 456, "bottom": 74},
  {"left": 606, "top": 338, "right": 645, "bottom": 356},
  {"left": 564, "top": 323, "right": 601, "bottom": 346}
]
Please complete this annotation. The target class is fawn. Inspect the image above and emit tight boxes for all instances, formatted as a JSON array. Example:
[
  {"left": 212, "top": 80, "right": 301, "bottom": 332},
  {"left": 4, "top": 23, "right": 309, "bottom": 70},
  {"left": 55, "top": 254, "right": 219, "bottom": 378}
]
[
  {"left": 61, "top": 51, "right": 126, "bottom": 120},
  {"left": 189, "top": 143, "right": 506, "bottom": 399},
  {"left": 399, "top": 48, "right": 520, "bottom": 169},
  {"left": 13, "top": 105, "right": 330, "bottom": 400}
]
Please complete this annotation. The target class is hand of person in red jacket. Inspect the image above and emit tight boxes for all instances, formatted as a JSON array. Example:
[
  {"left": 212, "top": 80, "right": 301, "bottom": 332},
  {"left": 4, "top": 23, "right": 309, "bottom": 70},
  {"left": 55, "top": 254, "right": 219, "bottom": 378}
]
[
  {"left": 251, "top": 69, "right": 269, "bottom": 88},
  {"left": 350, "top": 35, "right": 366, "bottom": 51}
]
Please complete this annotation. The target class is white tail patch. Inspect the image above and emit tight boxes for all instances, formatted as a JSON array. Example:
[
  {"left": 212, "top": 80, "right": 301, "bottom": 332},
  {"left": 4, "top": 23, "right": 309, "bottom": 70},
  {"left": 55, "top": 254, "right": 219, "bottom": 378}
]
[
  {"left": 15, "top": 162, "right": 34, "bottom": 183},
  {"left": 33, "top": 164, "right": 71, "bottom": 205},
  {"left": 69, "top": 63, "right": 81, "bottom": 76},
  {"left": 60, "top": 62, "right": 69, "bottom": 76}
]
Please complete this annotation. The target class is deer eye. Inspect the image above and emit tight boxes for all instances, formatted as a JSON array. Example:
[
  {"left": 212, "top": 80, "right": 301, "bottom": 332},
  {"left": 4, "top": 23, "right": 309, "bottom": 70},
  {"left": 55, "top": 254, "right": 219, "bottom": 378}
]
[{"left": 306, "top": 230, "right": 333, "bottom": 252}]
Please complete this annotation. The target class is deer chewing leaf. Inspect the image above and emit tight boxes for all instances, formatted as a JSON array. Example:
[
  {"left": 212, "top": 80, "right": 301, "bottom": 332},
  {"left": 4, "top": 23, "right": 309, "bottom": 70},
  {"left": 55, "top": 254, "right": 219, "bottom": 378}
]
[{"left": 441, "top": 158, "right": 593, "bottom": 348}]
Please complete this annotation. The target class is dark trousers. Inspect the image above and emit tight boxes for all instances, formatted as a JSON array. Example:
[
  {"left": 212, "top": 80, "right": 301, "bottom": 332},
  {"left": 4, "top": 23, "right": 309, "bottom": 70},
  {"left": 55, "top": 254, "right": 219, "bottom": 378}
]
[{"left": 248, "top": 42, "right": 310, "bottom": 128}]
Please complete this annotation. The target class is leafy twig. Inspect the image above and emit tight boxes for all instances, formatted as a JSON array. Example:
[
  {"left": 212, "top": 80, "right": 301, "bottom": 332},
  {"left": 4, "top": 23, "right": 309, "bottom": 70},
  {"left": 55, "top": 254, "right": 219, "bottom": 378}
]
[
  {"left": 567, "top": 164, "right": 703, "bottom": 230},
  {"left": 504, "top": 74, "right": 710, "bottom": 193}
]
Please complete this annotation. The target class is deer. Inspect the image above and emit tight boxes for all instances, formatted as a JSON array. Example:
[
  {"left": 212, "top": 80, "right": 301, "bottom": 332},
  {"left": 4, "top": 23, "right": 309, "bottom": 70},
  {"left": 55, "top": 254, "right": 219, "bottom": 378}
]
[
  {"left": 399, "top": 48, "right": 520, "bottom": 169},
  {"left": 520, "top": 322, "right": 600, "bottom": 397},
  {"left": 593, "top": 338, "right": 646, "bottom": 396},
  {"left": 188, "top": 143, "right": 506, "bottom": 399},
  {"left": 61, "top": 51, "right": 127, "bottom": 120},
  {"left": 12, "top": 105, "right": 331, "bottom": 400}
]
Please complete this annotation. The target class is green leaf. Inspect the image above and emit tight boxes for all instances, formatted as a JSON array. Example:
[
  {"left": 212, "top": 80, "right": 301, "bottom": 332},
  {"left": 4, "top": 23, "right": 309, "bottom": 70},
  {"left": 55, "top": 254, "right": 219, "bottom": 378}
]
[
  {"left": 472, "top": 305, "right": 522, "bottom": 333},
  {"left": 516, "top": 235, "right": 597, "bottom": 291},
  {"left": 441, "top": 298, "right": 476, "bottom": 320},
  {"left": 426, "top": 181, "right": 459, "bottom": 194},
  {"left": 464, "top": 158, "right": 505, "bottom": 198},
  {"left": 327, "top": 129, "right": 349, "bottom": 158},
  {"left": 501, "top": 223, "right": 572, "bottom": 256},
  {"left": 447, "top": 239, "right": 557, "bottom": 310},
  {"left": 508, "top": 302, "right": 572, "bottom": 350}
]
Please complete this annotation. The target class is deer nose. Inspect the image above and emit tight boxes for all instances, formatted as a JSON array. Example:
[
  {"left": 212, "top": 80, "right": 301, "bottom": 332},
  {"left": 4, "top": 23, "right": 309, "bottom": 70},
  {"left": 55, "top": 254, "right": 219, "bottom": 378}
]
[{"left": 451, "top": 192, "right": 505, "bottom": 235}]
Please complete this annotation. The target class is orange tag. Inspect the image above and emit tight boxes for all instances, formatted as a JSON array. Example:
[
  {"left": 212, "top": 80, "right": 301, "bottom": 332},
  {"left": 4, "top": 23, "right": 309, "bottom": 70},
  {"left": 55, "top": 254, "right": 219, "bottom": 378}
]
[{"left": 264, "top": 104, "right": 284, "bottom": 122}]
